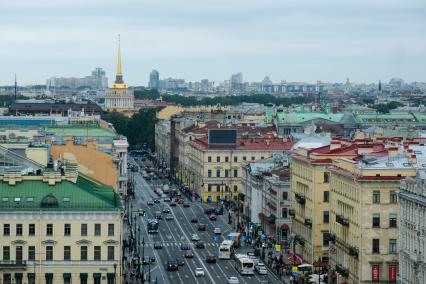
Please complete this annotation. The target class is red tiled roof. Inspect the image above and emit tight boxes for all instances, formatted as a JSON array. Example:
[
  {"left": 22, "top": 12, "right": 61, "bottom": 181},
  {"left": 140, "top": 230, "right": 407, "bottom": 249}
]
[{"left": 189, "top": 136, "right": 293, "bottom": 151}]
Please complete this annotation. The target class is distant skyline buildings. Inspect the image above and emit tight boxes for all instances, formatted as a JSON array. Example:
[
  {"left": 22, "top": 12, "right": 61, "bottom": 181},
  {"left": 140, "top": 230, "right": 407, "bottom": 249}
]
[
  {"left": 46, "top": 68, "right": 108, "bottom": 91},
  {"left": 148, "top": 70, "right": 160, "bottom": 90}
]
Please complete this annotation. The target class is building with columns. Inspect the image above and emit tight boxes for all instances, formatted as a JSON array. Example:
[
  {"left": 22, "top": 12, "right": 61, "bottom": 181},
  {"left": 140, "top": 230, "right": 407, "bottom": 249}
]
[
  {"left": 399, "top": 171, "right": 426, "bottom": 284},
  {"left": 104, "top": 37, "right": 134, "bottom": 112}
]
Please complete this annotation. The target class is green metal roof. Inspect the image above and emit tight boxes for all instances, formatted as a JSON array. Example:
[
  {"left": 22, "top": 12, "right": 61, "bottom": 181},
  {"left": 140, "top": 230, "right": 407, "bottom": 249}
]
[
  {"left": 413, "top": 113, "right": 426, "bottom": 122},
  {"left": 354, "top": 113, "right": 416, "bottom": 123},
  {"left": 44, "top": 126, "right": 118, "bottom": 138},
  {"left": 0, "top": 176, "right": 122, "bottom": 211},
  {"left": 276, "top": 112, "right": 344, "bottom": 124}
]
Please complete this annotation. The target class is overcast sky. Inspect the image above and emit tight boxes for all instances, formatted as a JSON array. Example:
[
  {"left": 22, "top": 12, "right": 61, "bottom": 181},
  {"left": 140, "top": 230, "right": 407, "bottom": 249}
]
[{"left": 1, "top": 0, "right": 425, "bottom": 86}]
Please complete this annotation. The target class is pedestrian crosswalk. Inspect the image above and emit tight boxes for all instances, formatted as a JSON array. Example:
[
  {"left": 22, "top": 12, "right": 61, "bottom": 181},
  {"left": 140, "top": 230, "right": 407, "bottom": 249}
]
[{"left": 144, "top": 241, "right": 220, "bottom": 248}]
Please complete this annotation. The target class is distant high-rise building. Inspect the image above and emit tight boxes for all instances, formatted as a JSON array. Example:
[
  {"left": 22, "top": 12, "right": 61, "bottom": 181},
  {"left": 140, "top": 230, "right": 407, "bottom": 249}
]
[
  {"left": 230, "top": 72, "right": 244, "bottom": 91},
  {"left": 46, "top": 68, "right": 108, "bottom": 91},
  {"left": 149, "top": 70, "right": 160, "bottom": 90},
  {"left": 344, "top": 78, "right": 351, "bottom": 94}
]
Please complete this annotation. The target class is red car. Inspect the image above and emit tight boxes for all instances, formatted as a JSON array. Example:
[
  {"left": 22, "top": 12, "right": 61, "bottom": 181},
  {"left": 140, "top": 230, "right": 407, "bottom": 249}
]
[{"left": 178, "top": 198, "right": 184, "bottom": 205}]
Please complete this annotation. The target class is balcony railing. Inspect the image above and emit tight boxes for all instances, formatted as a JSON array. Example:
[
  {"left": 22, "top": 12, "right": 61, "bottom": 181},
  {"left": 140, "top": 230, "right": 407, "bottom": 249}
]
[
  {"left": 0, "top": 260, "right": 27, "bottom": 268},
  {"left": 304, "top": 218, "right": 312, "bottom": 228},
  {"left": 329, "top": 233, "right": 336, "bottom": 243},
  {"left": 289, "top": 209, "right": 295, "bottom": 217},
  {"left": 295, "top": 193, "right": 306, "bottom": 205},
  {"left": 336, "top": 214, "right": 349, "bottom": 226},
  {"left": 335, "top": 264, "right": 349, "bottom": 277},
  {"left": 348, "top": 246, "right": 359, "bottom": 259}
]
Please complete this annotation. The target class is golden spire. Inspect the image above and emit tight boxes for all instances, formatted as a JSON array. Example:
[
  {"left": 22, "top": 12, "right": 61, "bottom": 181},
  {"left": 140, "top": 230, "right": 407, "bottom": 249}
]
[{"left": 117, "top": 34, "right": 122, "bottom": 76}]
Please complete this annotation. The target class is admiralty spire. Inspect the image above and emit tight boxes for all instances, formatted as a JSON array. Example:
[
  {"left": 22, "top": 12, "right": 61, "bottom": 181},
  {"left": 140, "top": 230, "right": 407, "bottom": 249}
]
[{"left": 105, "top": 35, "right": 134, "bottom": 112}]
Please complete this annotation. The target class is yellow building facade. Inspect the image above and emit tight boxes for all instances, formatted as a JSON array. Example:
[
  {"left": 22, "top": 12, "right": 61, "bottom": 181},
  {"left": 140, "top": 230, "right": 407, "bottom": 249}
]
[
  {"left": 0, "top": 167, "right": 123, "bottom": 284},
  {"left": 328, "top": 155, "right": 416, "bottom": 283}
]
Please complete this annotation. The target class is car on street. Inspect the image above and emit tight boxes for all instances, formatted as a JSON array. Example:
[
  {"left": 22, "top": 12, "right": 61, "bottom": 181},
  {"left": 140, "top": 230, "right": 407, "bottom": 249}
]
[
  {"left": 227, "top": 276, "right": 240, "bottom": 284},
  {"left": 154, "top": 199, "right": 161, "bottom": 204},
  {"left": 154, "top": 242, "right": 163, "bottom": 249},
  {"left": 198, "top": 224, "right": 206, "bottom": 231},
  {"left": 180, "top": 243, "right": 191, "bottom": 250},
  {"left": 155, "top": 211, "right": 162, "bottom": 220},
  {"left": 191, "top": 234, "right": 200, "bottom": 241},
  {"left": 163, "top": 197, "right": 171, "bottom": 202},
  {"left": 213, "top": 227, "right": 221, "bottom": 235},
  {"left": 165, "top": 214, "right": 174, "bottom": 220},
  {"left": 167, "top": 260, "right": 178, "bottom": 271},
  {"left": 178, "top": 198, "right": 184, "bottom": 204},
  {"left": 206, "top": 255, "right": 217, "bottom": 263},
  {"left": 183, "top": 202, "right": 190, "bottom": 207},
  {"left": 184, "top": 250, "right": 194, "bottom": 258},
  {"left": 176, "top": 258, "right": 185, "bottom": 266},
  {"left": 170, "top": 201, "right": 176, "bottom": 207},
  {"left": 195, "top": 267, "right": 205, "bottom": 277},
  {"left": 142, "top": 256, "right": 155, "bottom": 265},
  {"left": 255, "top": 263, "right": 268, "bottom": 275},
  {"left": 190, "top": 217, "right": 198, "bottom": 223},
  {"left": 162, "top": 207, "right": 170, "bottom": 213},
  {"left": 209, "top": 214, "right": 217, "bottom": 221},
  {"left": 204, "top": 208, "right": 213, "bottom": 215},
  {"left": 137, "top": 209, "right": 145, "bottom": 216},
  {"left": 195, "top": 242, "right": 205, "bottom": 249}
]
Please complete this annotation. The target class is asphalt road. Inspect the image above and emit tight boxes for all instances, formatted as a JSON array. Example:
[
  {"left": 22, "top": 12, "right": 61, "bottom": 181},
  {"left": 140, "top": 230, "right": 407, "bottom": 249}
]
[{"left": 128, "top": 157, "right": 283, "bottom": 284}]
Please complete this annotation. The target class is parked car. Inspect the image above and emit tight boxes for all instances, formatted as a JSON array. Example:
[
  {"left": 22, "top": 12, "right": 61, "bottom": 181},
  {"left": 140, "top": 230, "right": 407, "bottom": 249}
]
[
  {"left": 195, "top": 267, "right": 205, "bottom": 277},
  {"left": 227, "top": 276, "right": 240, "bottom": 284},
  {"left": 198, "top": 224, "right": 206, "bottom": 231},
  {"left": 206, "top": 255, "right": 217, "bottom": 263}
]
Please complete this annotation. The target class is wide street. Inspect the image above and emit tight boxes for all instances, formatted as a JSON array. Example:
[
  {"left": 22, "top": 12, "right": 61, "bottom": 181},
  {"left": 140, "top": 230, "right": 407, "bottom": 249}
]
[{"left": 126, "top": 157, "right": 283, "bottom": 284}]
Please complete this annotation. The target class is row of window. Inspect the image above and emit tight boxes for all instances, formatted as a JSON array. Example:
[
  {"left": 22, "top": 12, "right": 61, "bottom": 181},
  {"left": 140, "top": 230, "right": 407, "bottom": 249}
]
[
  {"left": 1, "top": 245, "right": 115, "bottom": 261},
  {"left": 372, "top": 190, "right": 398, "bottom": 204},
  {"left": 207, "top": 156, "right": 263, "bottom": 163},
  {"left": 2, "top": 223, "right": 115, "bottom": 237},
  {"left": 207, "top": 169, "right": 238, "bottom": 178},
  {"left": 206, "top": 184, "right": 238, "bottom": 192},
  {"left": 372, "top": 213, "right": 398, "bottom": 228},
  {"left": 372, "top": 239, "right": 398, "bottom": 254},
  {"left": 1, "top": 273, "right": 114, "bottom": 284}
]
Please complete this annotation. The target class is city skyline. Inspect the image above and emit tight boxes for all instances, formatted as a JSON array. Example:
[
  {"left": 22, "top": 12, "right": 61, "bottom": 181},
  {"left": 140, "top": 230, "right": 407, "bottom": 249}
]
[{"left": 1, "top": 0, "right": 425, "bottom": 85}]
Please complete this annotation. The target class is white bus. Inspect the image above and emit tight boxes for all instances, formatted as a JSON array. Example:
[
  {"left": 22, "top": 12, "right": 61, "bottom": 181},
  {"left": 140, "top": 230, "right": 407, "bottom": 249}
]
[
  {"left": 218, "top": 240, "right": 234, "bottom": 259},
  {"left": 234, "top": 254, "right": 255, "bottom": 275}
]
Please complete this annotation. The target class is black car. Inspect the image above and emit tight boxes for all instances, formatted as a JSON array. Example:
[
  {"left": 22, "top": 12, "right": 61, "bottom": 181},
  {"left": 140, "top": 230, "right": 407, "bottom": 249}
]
[
  {"left": 154, "top": 199, "right": 161, "bottom": 204},
  {"left": 183, "top": 202, "right": 190, "bottom": 208},
  {"left": 167, "top": 260, "right": 178, "bottom": 271},
  {"left": 143, "top": 256, "right": 155, "bottom": 265},
  {"left": 191, "top": 217, "right": 198, "bottom": 223},
  {"left": 196, "top": 242, "right": 205, "bottom": 249},
  {"left": 180, "top": 243, "right": 191, "bottom": 250},
  {"left": 176, "top": 258, "right": 185, "bottom": 266},
  {"left": 154, "top": 242, "right": 163, "bottom": 249},
  {"left": 204, "top": 208, "right": 213, "bottom": 215},
  {"left": 206, "top": 255, "right": 217, "bottom": 263}
]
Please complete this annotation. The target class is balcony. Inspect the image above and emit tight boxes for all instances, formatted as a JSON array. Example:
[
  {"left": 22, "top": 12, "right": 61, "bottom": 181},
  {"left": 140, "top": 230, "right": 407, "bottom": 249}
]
[
  {"left": 348, "top": 246, "right": 359, "bottom": 259},
  {"left": 304, "top": 218, "right": 312, "bottom": 228},
  {"left": 335, "top": 264, "right": 349, "bottom": 277},
  {"left": 0, "top": 260, "right": 27, "bottom": 268},
  {"left": 289, "top": 209, "right": 295, "bottom": 217},
  {"left": 329, "top": 234, "right": 336, "bottom": 243},
  {"left": 295, "top": 193, "right": 306, "bottom": 205},
  {"left": 336, "top": 214, "right": 349, "bottom": 226}
]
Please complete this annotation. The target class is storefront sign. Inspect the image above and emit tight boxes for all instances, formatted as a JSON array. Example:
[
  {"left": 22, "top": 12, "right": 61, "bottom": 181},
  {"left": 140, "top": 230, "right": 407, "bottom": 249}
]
[{"left": 372, "top": 265, "right": 380, "bottom": 281}]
